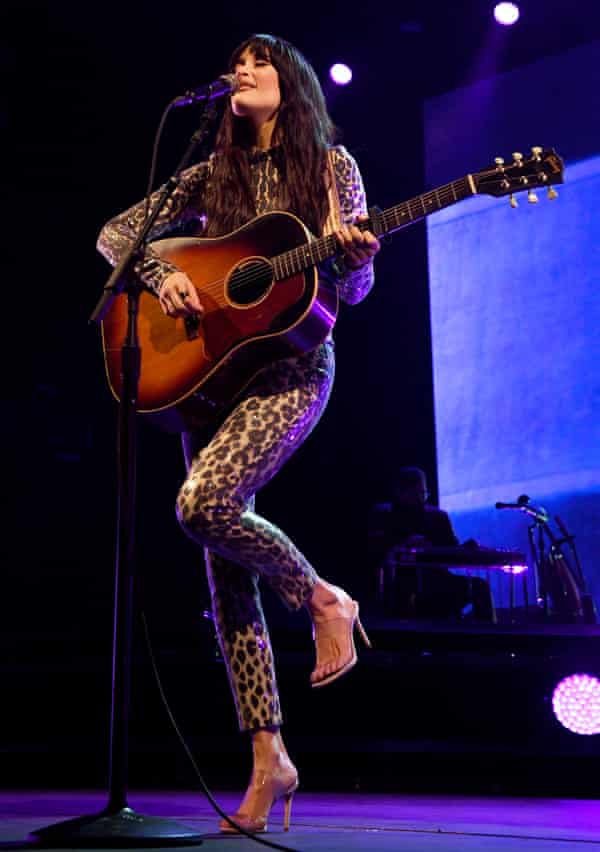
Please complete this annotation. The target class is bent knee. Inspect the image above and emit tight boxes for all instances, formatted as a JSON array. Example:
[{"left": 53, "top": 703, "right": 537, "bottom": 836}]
[
  {"left": 175, "top": 484, "right": 214, "bottom": 536},
  {"left": 176, "top": 481, "right": 241, "bottom": 540}
]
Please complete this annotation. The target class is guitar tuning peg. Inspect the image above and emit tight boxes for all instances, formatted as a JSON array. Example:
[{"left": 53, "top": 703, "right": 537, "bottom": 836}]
[
  {"left": 531, "top": 146, "right": 543, "bottom": 160},
  {"left": 494, "top": 157, "right": 505, "bottom": 168},
  {"left": 547, "top": 186, "right": 558, "bottom": 200},
  {"left": 510, "top": 194, "right": 518, "bottom": 208},
  {"left": 527, "top": 190, "right": 539, "bottom": 204},
  {"left": 512, "top": 152, "right": 523, "bottom": 164}
]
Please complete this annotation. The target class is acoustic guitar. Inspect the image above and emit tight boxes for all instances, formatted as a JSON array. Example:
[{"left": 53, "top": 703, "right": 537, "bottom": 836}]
[{"left": 101, "top": 147, "right": 563, "bottom": 431}]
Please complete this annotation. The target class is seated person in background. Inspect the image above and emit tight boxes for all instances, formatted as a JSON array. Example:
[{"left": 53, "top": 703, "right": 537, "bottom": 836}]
[{"left": 369, "top": 467, "right": 495, "bottom": 621}]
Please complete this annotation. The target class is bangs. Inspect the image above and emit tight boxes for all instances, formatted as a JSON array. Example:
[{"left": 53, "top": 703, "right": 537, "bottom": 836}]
[{"left": 228, "top": 35, "right": 278, "bottom": 70}]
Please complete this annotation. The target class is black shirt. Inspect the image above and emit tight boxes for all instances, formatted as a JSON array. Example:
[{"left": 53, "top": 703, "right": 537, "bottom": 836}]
[{"left": 369, "top": 501, "right": 459, "bottom": 560}]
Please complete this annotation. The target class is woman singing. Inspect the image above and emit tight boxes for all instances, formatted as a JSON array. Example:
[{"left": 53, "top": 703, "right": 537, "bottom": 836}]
[{"left": 97, "top": 33, "right": 380, "bottom": 834}]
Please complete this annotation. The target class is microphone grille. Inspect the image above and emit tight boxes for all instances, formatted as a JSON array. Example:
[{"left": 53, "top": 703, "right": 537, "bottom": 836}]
[{"left": 220, "top": 72, "right": 240, "bottom": 93}]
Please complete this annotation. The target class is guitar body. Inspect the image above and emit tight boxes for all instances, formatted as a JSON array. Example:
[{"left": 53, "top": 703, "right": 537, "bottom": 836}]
[{"left": 101, "top": 211, "right": 339, "bottom": 432}]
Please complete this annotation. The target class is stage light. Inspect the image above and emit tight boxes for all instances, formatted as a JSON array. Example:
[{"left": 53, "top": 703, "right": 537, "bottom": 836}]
[
  {"left": 552, "top": 674, "right": 600, "bottom": 735},
  {"left": 330, "top": 63, "right": 353, "bottom": 86},
  {"left": 494, "top": 2, "right": 520, "bottom": 25},
  {"left": 501, "top": 564, "right": 528, "bottom": 574}
]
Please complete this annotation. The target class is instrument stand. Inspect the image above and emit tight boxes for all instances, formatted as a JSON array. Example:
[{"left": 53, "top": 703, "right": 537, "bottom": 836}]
[
  {"left": 31, "top": 102, "right": 218, "bottom": 847},
  {"left": 527, "top": 514, "right": 592, "bottom": 624}
]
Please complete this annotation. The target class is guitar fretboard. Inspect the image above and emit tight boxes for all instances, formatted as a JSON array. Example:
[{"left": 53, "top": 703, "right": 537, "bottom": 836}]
[{"left": 272, "top": 175, "right": 474, "bottom": 281}]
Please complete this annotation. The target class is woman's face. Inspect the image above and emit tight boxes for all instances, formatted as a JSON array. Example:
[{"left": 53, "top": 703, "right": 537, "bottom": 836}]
[{"left": 231, "top": 48, "right": 281, "bottom": 125}]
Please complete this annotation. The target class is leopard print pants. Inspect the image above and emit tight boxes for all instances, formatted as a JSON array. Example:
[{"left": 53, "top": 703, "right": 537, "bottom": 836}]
[{"left": 178, "top": 342, "right": 335, "bottom": 731}]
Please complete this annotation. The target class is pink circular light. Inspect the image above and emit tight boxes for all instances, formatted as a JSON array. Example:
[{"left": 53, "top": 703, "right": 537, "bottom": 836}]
[
  {"left": 552, "top": 674, "right": 600, "bottom": 735},
  {"left": 494, "top": 2, "right": 520, "bottom": 25},
  {"left": 329, "top": 63, "right": 353, "bottom": 86}
]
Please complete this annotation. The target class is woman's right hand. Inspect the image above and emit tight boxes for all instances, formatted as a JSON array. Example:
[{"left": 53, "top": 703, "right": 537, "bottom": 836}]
[{"left": 158, "top": 271, "right": 204, "bottom": 317}]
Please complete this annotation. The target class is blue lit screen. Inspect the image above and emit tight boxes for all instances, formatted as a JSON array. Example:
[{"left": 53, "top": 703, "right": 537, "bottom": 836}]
[
  {"left": 429, "top": 155, "right": 600, "bottom": 511},
  {"left": 426, "top": 132, "right": 600, "bottom": 610}
]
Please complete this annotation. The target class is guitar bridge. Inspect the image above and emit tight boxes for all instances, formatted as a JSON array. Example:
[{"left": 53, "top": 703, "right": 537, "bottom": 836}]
[{"left": 184, "top": 314, "right": 201, "bottom": 340}]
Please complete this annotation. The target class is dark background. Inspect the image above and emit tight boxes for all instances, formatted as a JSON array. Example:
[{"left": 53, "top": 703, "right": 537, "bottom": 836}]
[{"left": 5, "top": 0, "right": 600, "bottom": 793}]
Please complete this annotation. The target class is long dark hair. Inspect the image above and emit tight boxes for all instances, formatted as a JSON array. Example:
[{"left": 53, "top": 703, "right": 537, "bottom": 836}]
[{"left": 205, "top": 34, "right": 337, "bottom": 237}]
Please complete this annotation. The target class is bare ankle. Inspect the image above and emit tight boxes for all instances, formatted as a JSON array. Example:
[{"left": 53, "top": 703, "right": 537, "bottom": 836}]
[
  {"left": 251, "top": 728, "right": 290, "bottom": 770},
  {"left": 307, "top": 579, "right": 348, "bottom": 617}
]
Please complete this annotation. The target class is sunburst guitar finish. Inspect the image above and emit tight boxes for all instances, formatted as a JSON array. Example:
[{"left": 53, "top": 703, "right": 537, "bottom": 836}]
[{"left": 101, "top": 211, "right": 339, "bottom": 432}]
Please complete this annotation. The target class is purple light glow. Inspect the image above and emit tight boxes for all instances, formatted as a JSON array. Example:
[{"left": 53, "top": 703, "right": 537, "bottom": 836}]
[
  {"left": 329, "top": 63, "right": 352, "bottom": 86},
  {"left": 501, "top": 564, "right": 528, "bottom": 574},
  {"left": 552, "top": 674, "right": 600, "bottom": 735},
  {"left": 494, "top": 2, "right": 520, "bottom": 25}
]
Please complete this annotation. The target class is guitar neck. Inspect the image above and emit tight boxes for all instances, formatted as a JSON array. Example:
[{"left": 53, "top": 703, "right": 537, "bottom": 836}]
[
  {"left": 373, "top": 174, "right": 475, "bottom": 236},
  {"left": 272, "top": 174, "right": 476, "bottom": 280}
]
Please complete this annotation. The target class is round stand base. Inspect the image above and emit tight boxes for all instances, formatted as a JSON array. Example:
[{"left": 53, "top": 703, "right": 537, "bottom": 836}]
[{"left": 30, "top": 807, "right": 204, "bottom": 847}]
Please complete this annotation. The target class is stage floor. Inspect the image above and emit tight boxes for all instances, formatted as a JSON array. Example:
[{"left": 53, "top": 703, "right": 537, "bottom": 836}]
[{"left": 2, "top": 790, "right": 599, "bottom": 851}]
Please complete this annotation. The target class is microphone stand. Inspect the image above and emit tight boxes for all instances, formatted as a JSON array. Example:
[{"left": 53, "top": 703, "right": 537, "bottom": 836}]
[
  {"left": 527, "top": 516, "right": 549, "bottom": 619},
  {"left": 31, "top": 100, "right": 219, "bottom": 847}
]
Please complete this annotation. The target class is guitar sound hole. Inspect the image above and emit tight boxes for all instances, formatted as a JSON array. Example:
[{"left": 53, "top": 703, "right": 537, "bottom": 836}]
[{"left": 227, "top": 259, "right": 273, "bottom": 306}]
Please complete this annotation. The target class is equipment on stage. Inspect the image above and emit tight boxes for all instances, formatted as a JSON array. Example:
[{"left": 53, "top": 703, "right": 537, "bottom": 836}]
[
  {"left": 100, "top": 147, "right": 564, "bottom": 432},
  {"left": 379, "top": 544, "right": 526, "bottom": 622},
  {"left": 494, "top": 496, "right": 596, "bottom": 624},
  {"left": 384, "top": 545, "right": 527, "bottom": 569},
  {"left": 378, "top": 500, "right": 595, "bottom": 626}
]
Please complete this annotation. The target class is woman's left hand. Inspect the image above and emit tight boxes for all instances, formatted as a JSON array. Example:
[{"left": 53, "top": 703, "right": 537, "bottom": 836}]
[{"left": 334, "top": 214, "right": 381, "bottom": 271}]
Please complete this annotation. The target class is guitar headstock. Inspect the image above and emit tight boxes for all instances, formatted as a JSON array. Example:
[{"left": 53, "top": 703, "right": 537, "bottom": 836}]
[{"left": 474, "top": 147, "right": 564, "bottom": 206}]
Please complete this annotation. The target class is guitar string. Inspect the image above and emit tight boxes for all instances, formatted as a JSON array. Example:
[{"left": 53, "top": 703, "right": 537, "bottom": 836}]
[{"left": 153, "top": 171, "right": 533, "bottom": 304}]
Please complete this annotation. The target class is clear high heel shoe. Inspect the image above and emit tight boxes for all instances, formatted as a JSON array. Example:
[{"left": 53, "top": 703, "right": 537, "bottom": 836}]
[
  {"left": 310, "top": 597, "right": 371, "bottom": 688},
  {"left": 219, "top": 763, "right": 299, "bottom": 834}
]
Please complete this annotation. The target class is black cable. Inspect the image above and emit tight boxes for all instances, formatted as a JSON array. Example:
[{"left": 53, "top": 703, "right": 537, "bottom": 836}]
[
  {"left": 141, "top": 612, "right": 304, "bottom": 852},
  {"left": 143, "top": 100, "right": 176, "bottom": 221}
]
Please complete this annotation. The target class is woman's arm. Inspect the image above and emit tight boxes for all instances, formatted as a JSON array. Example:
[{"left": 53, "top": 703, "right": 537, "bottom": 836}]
[
  {"left": 326, "top": 146, "right": 379, "bottom": 305},
  {"left": 96, "top": 162, "right": 209, "bottom": 297}
]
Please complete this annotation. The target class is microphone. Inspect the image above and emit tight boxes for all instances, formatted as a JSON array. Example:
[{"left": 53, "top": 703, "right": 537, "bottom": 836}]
[
  {"left": 172, "top": 73, "right": 240, "bottom": 108},
  {"left": 495, "top": 495, "right": 549, "bottom": 523},
  {"left": 495, "top": 494, "right": 529, "bottom": 510}
]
